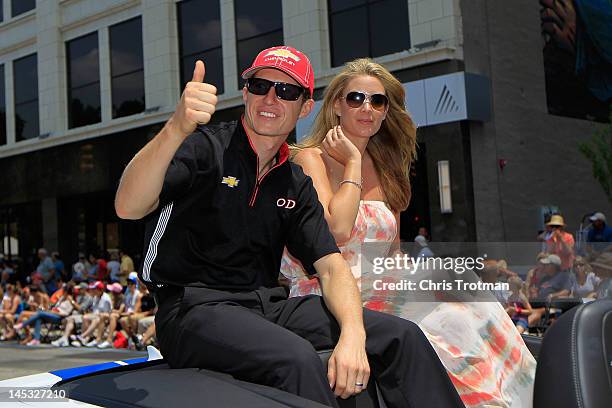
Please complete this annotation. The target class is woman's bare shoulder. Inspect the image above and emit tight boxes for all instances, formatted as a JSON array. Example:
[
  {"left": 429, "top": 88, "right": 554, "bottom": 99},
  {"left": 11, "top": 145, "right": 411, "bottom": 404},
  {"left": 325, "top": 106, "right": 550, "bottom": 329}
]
[{"left": 293, "top": 147, "right": 325, "bottom": 166}]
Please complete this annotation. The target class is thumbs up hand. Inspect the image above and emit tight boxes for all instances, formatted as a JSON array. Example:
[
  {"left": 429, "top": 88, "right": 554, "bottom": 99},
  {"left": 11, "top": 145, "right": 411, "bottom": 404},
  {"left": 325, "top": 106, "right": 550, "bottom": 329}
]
[{"left": 169, "top": 60, "right": 218, "bottom": 139}]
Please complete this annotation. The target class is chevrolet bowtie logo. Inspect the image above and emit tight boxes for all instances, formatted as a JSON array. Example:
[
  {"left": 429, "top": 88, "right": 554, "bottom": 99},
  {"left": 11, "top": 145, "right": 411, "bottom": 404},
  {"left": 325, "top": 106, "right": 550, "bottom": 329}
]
[
  {"left": 222, "top": 176, "right": 240, "bottom": 188},
  {"left": 265, "top": 49, "right": 301, "bottom": 61}
]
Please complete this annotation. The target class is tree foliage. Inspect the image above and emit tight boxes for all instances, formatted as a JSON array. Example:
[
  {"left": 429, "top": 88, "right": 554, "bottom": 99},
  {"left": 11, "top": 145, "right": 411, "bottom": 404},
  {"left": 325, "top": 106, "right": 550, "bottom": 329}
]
[{"left": 578, "top": 111, "right": 612, "bottom": 203}]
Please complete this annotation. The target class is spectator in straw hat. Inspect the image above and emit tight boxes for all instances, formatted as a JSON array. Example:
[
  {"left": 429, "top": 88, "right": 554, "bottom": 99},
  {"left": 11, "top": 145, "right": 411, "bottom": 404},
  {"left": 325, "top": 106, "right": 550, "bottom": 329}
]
[{"left": 545, "top": 214, "right": 575, "bottom": 271}]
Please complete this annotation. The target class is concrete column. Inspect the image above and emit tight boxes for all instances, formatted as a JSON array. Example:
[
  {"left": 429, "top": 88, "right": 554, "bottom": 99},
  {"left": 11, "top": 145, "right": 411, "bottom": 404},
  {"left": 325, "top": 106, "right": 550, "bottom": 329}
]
[
  {"left": 142, "top": 0, "right": 181, "bottom": 109},
  {"left": 98, "top": 26, "right": 112, "bottom": 122},
  {"left": 36, "top": 0, "right": 68, "bottom": 135},
  {"left": 220, "top": 0, "right": 238, "bottom": 94},
  {"left": 282, "top": 0, "right": 329, "bottom": 75}
]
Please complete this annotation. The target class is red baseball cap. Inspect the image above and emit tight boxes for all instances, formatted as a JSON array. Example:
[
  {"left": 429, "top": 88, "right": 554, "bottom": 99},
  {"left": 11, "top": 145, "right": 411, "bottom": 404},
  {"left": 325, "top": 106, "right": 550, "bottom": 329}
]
[
  {"left": 241, "top": 46, "right": 314, "bottom": 98},
  {"left": 88, "top": 281, "right": 105, "bottom": 290}
]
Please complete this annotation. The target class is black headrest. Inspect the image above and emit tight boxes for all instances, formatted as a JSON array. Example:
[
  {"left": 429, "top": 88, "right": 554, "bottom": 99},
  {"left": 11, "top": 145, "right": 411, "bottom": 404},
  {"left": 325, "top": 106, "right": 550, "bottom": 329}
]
[{"left": 534, "top": 299, "right": 612, "bottom": 408}]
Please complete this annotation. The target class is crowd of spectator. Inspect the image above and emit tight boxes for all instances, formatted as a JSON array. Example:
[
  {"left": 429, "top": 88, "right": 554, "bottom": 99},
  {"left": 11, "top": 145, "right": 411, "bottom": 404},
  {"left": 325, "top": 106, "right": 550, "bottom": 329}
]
[
  {"left": 486, "top": 211, "right": 612, "bottom": 334},
  {"left": 1, "top": 211, "right": 610, "bottom": 345},
  {"left": 0, "top": 249, "right": 157, "bottom": 349}
]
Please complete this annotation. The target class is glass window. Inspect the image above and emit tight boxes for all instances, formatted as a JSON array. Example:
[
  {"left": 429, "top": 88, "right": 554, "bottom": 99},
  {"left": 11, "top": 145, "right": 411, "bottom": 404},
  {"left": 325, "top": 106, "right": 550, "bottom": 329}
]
[
  {"left": 0, "top": 65, "right": 5, "bottom": 145},
  {"left": 180, "top": 48, "right": 223, "bottom": 96},
  {"left": 69, "top": 83, "right": 101, "bottom": 129},
  {"left": 110, "top": 17, "right": 145, "bottom": 118},
  {"left": 13, "top": 54, "right": 38, "bottom": 141},
  {"left": 329, "top": 7, "right": 368, "bottom": 67},
  {"left": 178, "top": 0, "right": 224, "bottom": 93},
  {"left": 236, "top": 30, "right": 284, "bottom": 86},
  {"left": 329, "top": 0, "right": 365, "bottom": 13},
  {"left": 328, "top": 0, "right": 410, "bottom": 67},
  {"left": 0, "top": 0, "right": 4, "bottom": 23},
  {"left": 234, "top": 0, "right": 283, "bottom": 89},
  {"left": 11, "top": 0, "right": 35, "bottom": 17},
  {"left": 111, "top": 71, "right": 145, "bottom": 118},
  {"left": 369, "top": 0, "right": 411, "bottom": 57},
  {"left": 67, "top": 32, "right": 101, "bottom": 128},
  {"left": 235, "top": 0, "right": 282, "bottom": 40}
]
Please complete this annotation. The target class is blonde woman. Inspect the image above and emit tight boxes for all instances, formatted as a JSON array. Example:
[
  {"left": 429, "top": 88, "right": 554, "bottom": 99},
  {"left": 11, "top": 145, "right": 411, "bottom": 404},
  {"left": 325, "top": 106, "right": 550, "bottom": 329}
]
[{"left": 281, "top": 58, "right": 536, "bottom": 408}]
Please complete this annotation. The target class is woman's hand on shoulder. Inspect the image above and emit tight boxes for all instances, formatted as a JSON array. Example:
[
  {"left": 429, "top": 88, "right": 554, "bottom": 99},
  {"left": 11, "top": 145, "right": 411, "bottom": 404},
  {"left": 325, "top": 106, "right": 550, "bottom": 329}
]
[{"left": 322, "top": 126, "right": 361, "bottom": 166}]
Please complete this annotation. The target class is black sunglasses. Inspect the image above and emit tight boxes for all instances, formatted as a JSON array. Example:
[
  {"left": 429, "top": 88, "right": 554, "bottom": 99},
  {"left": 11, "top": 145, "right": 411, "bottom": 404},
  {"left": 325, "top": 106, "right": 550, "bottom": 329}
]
[
  {"left": 246, "top": 78, "right": 308, "bottom": 101},
  {"left": 342, "top": 91, "right": 389, "bottom": 111}
]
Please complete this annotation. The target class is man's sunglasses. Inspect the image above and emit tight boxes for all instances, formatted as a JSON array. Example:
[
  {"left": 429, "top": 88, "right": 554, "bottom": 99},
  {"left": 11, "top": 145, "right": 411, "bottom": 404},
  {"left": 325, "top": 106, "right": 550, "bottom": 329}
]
[
  {"left": 341, "top": 91, "right": 389, "bottom": 111},
  {"left": 246, "top": 78, "right": 308, "bottom": 101}
]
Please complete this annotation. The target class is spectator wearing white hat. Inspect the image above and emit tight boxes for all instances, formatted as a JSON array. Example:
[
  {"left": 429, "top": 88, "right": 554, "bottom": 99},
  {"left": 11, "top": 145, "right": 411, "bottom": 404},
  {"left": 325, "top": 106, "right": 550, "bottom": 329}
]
[
  {"left": 528, "top": 253, "right": 574, "bottom": 327},
  {"left": 544, "top": 214, "right": 575, "bottom": 271},
  {"left": 413, "top": 235, "right": 434, "bottom": 258},
  {"left": 587, "top": 212, "right": 612, "bottom": 243}
]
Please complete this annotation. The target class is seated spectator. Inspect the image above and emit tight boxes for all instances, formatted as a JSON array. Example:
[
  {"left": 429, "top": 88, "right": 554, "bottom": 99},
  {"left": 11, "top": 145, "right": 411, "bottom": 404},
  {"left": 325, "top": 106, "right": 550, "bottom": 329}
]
[
  {"left": 480, "top": 260, "right": 508, "bottom": 303},
  {"left": 571, "top": 256, "right": 600, "bottom": 299},
  {"left": 136, "top": 319, "right": 156, "bottom": 350},
  {"left": 0, "top": 284, "right": 22, "bottom": 341},
  {"left": 525, "top": 252, "right": 548, "bottom": 299},
  {"left": 528, "top": 254, "right": 574, "bottom": 327},
  {"left": 35, "top": 248, "right": 57, "bottom": 295},
  {"left": 413, "top": 235, "right": 434, "bottom": 258},
  {"left": 52, "top": 252, "right": 66, "bottom": 282},
  {"left": 16, "top": 286, "right": 51, "bottom": 345},
  {"left": 592, "top": 252, "right": 612, "bottom": 299},
  {"left": 587, "top": 212, "right": 612, "bottom": 243},
  {"left": 77, "top": 281, "right": 112, "bottom": 347},
  {"left": 505, "top": 277, "right": 532, "bottom": 334},
  {"left": 496, "top": 259, "right": 518, "bottom": 281},
  {"left": 51, "top": 283, "right": 94, "bottom": 347},
  {"left": 123, "top": 282, "right": 156, "bottom": 349},
  {"left": 0, "top": 260, "right": 15, "bottom": 286},
  {"left": 107, "top": 252, "right": 121, "bottom": 283},
  {"left": 88, "top": 283, "right": 125, "bottom": 348},
  {"left": 97, "top": 279, "right": 141, "bottom": 349},
  {"left": 14, "top": 282, "right": 76, "bottom": 346},
  {"left": 86, "top": 254, "right": 99, "bottom": 282},
  {"left": 118, "top": 249, "right": 134, "bottom": 286}
]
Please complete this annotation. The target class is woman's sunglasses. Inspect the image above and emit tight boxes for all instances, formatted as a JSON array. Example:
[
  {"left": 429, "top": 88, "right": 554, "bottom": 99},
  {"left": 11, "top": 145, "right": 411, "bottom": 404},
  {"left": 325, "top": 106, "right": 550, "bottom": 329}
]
[
  {"left": 341, "top": 91, "right": 389, "bottom": 111},
  {"left": 246, "top": 78, "right": 308, "bottom": 101}
]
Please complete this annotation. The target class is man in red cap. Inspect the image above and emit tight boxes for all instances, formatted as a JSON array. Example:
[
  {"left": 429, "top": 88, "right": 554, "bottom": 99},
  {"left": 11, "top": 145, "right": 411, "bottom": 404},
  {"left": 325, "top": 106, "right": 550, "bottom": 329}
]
[{"left": 115, "top": 46, "right": 463, "bottom": 407}]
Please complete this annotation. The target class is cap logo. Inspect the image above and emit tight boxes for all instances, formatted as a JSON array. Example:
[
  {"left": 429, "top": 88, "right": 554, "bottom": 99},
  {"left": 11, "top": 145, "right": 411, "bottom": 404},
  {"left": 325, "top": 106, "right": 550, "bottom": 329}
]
[{"left": 265, "top": 49, "right": 301, "bottom": 62}]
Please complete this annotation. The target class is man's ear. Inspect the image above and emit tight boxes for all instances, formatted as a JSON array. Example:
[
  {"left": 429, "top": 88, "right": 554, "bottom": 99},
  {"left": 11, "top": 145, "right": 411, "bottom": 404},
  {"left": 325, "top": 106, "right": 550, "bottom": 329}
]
[
  {"left": 298, "top": 98, "right": 315, "bottom": 119},
  {"left": 242, "top": 86, "right": 248, "bottom": 103}
]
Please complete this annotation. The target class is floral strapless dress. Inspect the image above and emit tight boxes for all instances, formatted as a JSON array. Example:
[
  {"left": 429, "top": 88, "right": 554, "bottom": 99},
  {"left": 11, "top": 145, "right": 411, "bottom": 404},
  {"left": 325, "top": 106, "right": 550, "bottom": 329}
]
[{"left": 280, "top": 201, "right": 536, "bottom": 408}]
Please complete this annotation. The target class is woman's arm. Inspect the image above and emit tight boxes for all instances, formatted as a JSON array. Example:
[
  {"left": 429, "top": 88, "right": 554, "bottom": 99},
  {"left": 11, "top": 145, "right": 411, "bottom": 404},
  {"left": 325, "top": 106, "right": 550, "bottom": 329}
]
[{"left": 294, "top": 146, "right": 361, "bottom": 245}]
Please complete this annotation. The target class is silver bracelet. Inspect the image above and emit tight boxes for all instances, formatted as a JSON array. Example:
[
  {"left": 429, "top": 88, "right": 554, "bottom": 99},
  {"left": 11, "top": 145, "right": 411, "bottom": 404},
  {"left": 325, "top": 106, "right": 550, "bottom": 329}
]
[{"left": 340, "top": 179, "right": 363, "bottom": 190}]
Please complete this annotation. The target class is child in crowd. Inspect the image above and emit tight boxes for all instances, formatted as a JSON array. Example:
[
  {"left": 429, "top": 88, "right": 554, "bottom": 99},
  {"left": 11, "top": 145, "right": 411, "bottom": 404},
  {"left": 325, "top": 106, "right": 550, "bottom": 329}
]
[{"left": 505, "top": 276, "right": 532, "bottom": 334}]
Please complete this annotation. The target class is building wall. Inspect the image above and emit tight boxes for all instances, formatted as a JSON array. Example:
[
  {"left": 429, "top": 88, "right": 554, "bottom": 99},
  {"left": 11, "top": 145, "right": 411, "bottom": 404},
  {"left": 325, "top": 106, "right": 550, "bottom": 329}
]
[
  {"left": 461, "top": 0, "right": 610, "bottom": 242},
  {"left": 0, "top": 0, "right": 464, "bottom": 159}
]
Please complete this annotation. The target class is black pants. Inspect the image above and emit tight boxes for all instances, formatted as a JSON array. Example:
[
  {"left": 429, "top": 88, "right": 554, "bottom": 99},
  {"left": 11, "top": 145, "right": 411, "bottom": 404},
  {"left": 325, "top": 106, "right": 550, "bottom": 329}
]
[{"left": 155, "top": 286, "right": 464, "bottom": 408}]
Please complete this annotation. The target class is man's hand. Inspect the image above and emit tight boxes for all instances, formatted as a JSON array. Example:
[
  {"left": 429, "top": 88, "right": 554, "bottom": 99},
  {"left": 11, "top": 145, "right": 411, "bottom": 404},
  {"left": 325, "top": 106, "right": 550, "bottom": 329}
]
[
  {"left": 168, "top": 60, "right": 218, "bottom": 139},
  {"left": 327, "top": 333, "right": 370, "bottom": 399}
]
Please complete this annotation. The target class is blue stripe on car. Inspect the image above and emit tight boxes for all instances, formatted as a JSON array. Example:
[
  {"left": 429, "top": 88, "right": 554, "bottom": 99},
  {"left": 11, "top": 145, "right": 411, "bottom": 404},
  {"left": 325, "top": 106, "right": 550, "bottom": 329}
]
[{"left": 50, "top": 357, "right": 149, "bottom": 380}]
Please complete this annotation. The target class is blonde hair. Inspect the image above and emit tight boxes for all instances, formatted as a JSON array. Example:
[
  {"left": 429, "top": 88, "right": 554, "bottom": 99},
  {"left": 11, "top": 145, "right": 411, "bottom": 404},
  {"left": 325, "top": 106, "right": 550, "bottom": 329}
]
[
  {"left": 573, "top": 256, "right": 593, "bottom": 274},
  {"left": 295, "top": 58, "right": 417, "bottom": 212}
]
